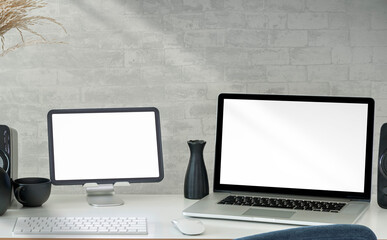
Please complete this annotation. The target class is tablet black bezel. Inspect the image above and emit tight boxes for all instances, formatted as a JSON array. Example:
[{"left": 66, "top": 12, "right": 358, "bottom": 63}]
[{"left": 47, "top": 107, "right": 164, "bottom": 185}]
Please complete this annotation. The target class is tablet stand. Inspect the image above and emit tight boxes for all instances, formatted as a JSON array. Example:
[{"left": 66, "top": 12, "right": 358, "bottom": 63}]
[{"left": 84, "top": 184, "right": 124, "bottom": 207}]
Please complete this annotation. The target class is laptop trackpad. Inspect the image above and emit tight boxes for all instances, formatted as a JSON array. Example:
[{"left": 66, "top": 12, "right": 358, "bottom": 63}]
[{"left": 243, "top": 208, "right": 295, "bottom": 219}]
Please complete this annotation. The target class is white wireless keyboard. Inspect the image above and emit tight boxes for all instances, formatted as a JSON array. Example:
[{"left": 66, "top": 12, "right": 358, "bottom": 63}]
[{"left": 13, "top": 216, "right": 147, "bottom": 235}]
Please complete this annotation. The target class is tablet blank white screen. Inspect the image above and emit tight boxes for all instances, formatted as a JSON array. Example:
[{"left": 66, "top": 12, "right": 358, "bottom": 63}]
[{"left": 52, "top": 112, "right": 160, "bottom": 180}]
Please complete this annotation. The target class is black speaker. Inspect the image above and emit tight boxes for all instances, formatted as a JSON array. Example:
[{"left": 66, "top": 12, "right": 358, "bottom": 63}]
[
  {"left": 378, "top": 123, "right": 387, "bottom": 208},
  {"left": 0, "top": 125, "right": 18, "bottom": 181}
]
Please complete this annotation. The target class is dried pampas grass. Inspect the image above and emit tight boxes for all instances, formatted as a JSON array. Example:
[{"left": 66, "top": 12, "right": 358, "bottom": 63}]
[{"left": 0, "top": 0, "right": 67, "bottom": 56}]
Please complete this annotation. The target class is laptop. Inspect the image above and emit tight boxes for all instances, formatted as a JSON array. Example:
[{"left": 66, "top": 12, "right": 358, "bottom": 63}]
[{"left": 183, "top": 93, "right": 374, "bottom": 225}]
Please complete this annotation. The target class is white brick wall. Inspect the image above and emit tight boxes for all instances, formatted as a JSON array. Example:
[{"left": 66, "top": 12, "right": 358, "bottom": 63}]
[{"left": 0, "top": 0, "right": 386, "bottom": 194}]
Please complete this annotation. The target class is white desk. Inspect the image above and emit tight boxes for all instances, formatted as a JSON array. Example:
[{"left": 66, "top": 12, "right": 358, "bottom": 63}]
[{"left": 0, "top": 194, "right": 386, "bottom": 239}]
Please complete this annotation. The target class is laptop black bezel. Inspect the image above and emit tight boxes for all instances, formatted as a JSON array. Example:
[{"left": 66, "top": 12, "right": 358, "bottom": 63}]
[
  {"left": 47, "top": 107, "right": 164, "bottom": 185},
  {"left": 213, "top": 93, "right": 374, "bottom": 201}
]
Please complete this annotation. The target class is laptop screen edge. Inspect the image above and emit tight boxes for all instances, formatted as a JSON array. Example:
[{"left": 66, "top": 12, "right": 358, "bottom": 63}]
[{"left": 213, "top": 93, "right": 374, "bottom": 201}]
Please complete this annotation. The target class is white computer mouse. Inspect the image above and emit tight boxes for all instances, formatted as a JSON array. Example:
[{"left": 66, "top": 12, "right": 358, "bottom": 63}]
[{"left": 172, "top": 218, "right": 205, "bottom": 235}]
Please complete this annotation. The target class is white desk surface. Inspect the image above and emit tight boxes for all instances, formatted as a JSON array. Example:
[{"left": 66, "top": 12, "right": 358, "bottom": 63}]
[{"left": 0, "top": 194, "right": 386, "bottom": 239}]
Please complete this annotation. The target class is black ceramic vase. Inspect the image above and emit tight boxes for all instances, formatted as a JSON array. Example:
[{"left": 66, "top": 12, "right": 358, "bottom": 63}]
[
  {"left": 184, "top": 140, "right": 209, "bottom": 199},
  {"left": 0, "top": 167, "right": 11, "bottom": 216}
]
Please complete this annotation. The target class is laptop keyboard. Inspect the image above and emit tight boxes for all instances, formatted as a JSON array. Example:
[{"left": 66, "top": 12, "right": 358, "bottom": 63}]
[{"left": 218, "top": 195, "right": 346, "bottom": 213}]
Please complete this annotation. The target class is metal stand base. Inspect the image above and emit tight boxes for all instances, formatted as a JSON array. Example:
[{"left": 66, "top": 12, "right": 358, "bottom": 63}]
[{"left": 85, "top": 184, "right": 124, "bottom": 207}]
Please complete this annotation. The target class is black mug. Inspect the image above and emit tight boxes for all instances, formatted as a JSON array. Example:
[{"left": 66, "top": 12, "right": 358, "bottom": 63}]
[{"left": 13, "top": 177, "right": 51, "bottom": 207}]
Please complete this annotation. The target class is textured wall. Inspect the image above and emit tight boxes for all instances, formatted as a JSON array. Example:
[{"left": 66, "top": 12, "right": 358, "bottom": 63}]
[{"left": 0, "top": 0, "right": 387, "bottom": 195}]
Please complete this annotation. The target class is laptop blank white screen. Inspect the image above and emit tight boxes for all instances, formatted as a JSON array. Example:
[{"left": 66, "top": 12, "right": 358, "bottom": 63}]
[{"left": 219, "top": 99, "right": 368, "bottom": 193}]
